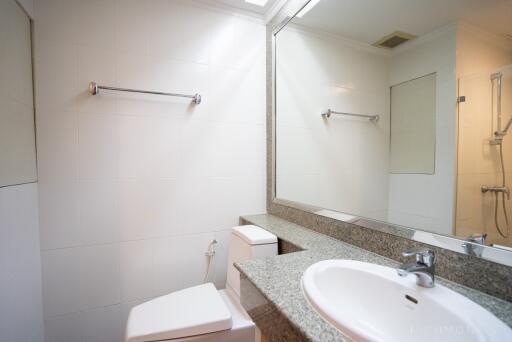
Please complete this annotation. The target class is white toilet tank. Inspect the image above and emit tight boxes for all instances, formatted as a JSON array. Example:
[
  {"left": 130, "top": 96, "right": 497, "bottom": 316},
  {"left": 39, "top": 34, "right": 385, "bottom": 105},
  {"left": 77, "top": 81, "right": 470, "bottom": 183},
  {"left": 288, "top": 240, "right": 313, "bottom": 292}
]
[{"left": 226, "top": 225, "right": 277, "bottom": 298}]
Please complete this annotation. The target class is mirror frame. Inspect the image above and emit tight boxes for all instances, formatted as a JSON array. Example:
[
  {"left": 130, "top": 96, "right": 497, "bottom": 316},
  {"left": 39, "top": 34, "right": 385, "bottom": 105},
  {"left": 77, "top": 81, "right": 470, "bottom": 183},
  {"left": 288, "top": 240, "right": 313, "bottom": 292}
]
[{"left": 268, "top": 0, "right": 512, "bottom": 268}]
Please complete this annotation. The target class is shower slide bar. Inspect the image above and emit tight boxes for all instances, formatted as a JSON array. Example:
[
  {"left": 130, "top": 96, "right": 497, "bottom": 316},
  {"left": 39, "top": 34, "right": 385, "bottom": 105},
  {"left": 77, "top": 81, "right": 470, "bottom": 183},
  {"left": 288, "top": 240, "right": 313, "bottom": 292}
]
[
  {"left": 321, "top": 109, "right": 379, "bottom": 122},
  {"left": 88, "top": 82, "right": 202, "bottom": 104}
]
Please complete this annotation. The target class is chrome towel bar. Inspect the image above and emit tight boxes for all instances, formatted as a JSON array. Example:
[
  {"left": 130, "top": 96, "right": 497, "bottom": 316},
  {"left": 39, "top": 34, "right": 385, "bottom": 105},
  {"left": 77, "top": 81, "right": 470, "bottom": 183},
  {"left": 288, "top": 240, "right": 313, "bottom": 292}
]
[
  {"left": 322, "top": 109, "right": 379, "bottom": 122},
  {"left": 88, "top": 82, "right": 201, "bottom": 104}
]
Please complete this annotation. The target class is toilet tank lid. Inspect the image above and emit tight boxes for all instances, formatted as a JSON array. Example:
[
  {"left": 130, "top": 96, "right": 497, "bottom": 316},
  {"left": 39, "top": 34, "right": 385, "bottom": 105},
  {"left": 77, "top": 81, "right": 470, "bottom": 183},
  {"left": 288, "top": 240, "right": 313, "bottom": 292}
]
[{"left": 232, "top": 225, "right": 277, "bottom": 245}]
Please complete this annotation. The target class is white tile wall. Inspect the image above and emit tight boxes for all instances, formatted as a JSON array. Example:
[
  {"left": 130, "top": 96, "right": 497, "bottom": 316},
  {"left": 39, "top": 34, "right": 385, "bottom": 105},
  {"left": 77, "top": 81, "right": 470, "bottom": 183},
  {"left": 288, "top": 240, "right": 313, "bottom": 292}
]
[
  {"left": 0, "top": 2, "right": 43, "bottom": 340},
  {"left": 387, "top": 26, "right": 458, "bottom": 236},
  {"left": 275, "top": 24, "right": 458, "bottom": 234},
  {"left": 45, "top": 305, "right": 123, "bottom": 342},
  {"left": 275, "top": 26, "right": 391, "bottom": 220},
  {"left": 0, "top": 183, "right": 44, "bottom": 342},
  {"left": 120, "top": 240, "right": 153, "bottom": 302},
  {"left": 33, "top": 0, "right": 266, "bottom": 340}
]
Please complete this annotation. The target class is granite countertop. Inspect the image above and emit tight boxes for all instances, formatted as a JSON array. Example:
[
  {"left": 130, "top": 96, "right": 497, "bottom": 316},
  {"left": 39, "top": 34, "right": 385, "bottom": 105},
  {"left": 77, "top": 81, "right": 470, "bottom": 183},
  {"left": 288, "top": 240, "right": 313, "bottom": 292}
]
[{"left": 236, "top": 214, "right": 512, "bottom": 342}]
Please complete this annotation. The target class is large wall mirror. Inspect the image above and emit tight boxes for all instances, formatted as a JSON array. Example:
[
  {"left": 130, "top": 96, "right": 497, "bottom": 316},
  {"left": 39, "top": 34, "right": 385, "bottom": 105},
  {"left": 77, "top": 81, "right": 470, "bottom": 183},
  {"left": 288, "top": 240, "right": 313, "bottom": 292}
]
[
  {"left": 274, "top": 0, "right": 512, "bottom": 263},
  {"left": 0, "top": 0, "right": 37, "bottom": 187}
]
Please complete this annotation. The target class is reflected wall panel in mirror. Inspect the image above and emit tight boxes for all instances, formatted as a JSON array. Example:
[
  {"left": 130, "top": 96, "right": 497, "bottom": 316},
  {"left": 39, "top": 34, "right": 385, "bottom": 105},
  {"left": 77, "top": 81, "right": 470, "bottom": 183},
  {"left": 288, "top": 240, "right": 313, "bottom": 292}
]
[
  {"left": 0, "top": 0, "right": 37, "bottom": 187},
  {"left": 273, "top": 0, "right": 512, "bottom": 262}
]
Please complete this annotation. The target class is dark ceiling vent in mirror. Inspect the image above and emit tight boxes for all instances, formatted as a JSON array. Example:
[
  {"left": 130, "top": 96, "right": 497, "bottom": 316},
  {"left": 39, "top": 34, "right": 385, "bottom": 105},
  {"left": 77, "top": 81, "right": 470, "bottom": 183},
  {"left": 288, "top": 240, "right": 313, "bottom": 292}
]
[{"left": 373, "top": 31, "right": 416, "bottom": 48}]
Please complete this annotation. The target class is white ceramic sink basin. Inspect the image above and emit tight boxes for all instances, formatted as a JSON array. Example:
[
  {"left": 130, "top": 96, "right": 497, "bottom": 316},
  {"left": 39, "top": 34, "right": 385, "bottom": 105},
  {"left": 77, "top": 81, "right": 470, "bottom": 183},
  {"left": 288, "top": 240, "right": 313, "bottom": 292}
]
[{"left": 302, "top": 260, "right": 512, "bottom": 342}]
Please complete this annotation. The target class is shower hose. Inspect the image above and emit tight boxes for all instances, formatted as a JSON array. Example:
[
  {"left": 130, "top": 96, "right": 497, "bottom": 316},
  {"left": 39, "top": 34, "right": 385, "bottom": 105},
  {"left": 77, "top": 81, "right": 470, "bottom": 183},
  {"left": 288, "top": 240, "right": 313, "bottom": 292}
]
[{"left": 495, "top": 143, "right": 510, "bottom": 238}]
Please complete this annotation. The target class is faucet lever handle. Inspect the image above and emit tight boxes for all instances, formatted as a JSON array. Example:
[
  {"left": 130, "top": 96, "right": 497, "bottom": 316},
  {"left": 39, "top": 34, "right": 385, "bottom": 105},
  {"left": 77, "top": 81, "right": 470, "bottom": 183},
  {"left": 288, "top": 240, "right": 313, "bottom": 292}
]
[
  {"left": 467, "top": 233, "right": 487, "bottom": 245},
  {"left": 402, "top": 247, "right": 435, "bottom": 266}
]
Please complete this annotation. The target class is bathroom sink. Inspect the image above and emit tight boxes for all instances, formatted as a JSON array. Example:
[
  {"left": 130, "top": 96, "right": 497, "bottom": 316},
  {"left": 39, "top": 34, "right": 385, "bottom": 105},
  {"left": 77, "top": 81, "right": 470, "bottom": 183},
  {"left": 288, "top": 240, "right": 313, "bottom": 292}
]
[{"left": 301, "top": 260, "right": 512, "bottom": 342}]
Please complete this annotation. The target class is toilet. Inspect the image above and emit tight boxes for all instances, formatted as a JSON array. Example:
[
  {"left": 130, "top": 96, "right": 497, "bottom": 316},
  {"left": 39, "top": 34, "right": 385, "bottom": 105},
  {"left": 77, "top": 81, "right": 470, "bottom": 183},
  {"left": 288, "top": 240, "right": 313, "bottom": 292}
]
[{"left": 125, "top": 225, "right": 278, "bottom": 342}]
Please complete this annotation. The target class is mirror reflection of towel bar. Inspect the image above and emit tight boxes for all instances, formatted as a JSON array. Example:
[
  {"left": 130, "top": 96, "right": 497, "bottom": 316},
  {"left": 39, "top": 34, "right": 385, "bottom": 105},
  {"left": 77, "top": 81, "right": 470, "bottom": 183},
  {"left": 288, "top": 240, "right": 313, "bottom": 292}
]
[{"left": 321, "top": 109, "right": 379, "bottom": 122}]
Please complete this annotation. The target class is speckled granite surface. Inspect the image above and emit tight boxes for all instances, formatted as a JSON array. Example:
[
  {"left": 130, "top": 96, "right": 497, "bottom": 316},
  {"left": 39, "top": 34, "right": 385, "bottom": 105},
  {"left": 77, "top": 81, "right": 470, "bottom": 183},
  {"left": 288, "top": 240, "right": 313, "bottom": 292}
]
[
  {"left": 266, "top": 203, "right": 512, "bottom": 302},
  {"left": 236, "top": 214, "right": 512, "bottom": 342}
]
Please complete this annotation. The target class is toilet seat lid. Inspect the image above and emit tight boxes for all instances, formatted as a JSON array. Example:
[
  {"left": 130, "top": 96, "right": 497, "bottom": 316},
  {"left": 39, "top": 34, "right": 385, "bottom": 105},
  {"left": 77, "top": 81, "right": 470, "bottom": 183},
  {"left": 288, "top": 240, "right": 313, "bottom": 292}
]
[{"left": 126, "top": 283, "right": 232, "bottom": 342}]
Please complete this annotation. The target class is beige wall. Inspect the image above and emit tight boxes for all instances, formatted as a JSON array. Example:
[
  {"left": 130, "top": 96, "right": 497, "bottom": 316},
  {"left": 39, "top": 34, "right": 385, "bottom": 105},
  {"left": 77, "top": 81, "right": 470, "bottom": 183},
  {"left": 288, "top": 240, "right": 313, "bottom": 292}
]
[{"left": 456, "top": 22, "right": 512, "bottom": 246}]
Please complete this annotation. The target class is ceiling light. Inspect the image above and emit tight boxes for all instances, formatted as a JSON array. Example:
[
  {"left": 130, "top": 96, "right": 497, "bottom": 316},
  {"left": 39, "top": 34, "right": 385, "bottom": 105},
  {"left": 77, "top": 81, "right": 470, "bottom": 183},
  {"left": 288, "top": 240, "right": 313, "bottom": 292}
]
[
  {"left": 245, "top": 0, "right": 268, "bottom": 6},
  {"left": 296, "top": 0, "right": 321, "bottom": 18}
]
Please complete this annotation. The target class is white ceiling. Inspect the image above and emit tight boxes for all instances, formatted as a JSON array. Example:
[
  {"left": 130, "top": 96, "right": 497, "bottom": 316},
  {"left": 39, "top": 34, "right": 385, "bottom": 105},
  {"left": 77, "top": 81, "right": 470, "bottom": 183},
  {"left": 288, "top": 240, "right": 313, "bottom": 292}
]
[
  {"left": 209, "top": 0, "right": 281, "bottom": 15},
  {"left": 292, "top": 0, "right": 512, "bottom": 44}
]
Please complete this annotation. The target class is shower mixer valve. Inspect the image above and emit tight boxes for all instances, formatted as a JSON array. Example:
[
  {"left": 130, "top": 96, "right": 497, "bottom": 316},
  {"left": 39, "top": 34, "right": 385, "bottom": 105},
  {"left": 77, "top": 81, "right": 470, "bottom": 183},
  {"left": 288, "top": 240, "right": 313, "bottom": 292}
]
[{"left": 481, "top": 185, "right": 510, "bottom": 200}]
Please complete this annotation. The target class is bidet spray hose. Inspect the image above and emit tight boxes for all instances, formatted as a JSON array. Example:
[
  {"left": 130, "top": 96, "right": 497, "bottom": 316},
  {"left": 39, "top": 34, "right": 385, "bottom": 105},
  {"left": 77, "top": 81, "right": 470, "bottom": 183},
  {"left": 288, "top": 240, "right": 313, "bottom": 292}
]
[{"left": 203, "top": 239, "right": 217, "bottom": 283}]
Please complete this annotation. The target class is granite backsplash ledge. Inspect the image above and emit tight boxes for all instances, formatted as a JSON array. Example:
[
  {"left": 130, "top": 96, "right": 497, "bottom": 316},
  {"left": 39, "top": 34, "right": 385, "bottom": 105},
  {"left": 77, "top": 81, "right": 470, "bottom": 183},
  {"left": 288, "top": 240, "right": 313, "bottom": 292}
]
[
  {"left": 237, "top": 214, "right": 512, "bottom": 342},
  {"left": 266, "top": 204, "right": 512, "bottom": 302}
]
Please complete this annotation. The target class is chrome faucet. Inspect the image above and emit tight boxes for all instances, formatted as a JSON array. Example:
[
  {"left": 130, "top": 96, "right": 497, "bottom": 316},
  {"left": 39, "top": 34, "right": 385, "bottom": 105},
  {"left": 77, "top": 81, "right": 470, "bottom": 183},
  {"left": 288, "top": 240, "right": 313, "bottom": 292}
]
[
  {"left": 396, "top": 248, "right": 435, "bottom": 288},
  {"left": 461, "top": 233, "right": 487, "bottom": 257}
]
